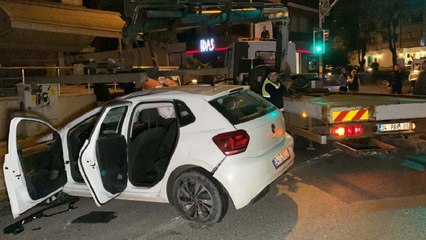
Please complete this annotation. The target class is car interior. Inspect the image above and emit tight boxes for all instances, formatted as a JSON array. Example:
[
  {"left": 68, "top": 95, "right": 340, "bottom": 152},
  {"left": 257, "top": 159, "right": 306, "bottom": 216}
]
[
  {"left": 67, "top": 115, "right": 99, "bottom": 183},
  {"left": 66, "top": 103, "right": 178, "bottom": 190},
  {"left": 128, "top": 105, "right": 178, "bottom": 187}
]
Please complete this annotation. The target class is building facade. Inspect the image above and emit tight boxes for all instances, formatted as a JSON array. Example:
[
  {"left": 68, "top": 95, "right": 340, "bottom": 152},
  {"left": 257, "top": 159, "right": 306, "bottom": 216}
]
[{"left": 349, "top": 2, "right": 426, "bottom": 69}]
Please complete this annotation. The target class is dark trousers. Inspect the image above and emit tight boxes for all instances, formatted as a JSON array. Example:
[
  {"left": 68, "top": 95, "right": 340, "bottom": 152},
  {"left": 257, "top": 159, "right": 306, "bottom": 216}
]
[{"left": 391, "top": 84, "right": 402, "bottom": 94}]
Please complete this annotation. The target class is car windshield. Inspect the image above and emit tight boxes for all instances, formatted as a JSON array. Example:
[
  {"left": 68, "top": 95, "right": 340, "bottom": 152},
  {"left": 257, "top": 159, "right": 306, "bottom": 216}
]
[{"left": 209, "top": 90, "right": 275, "bottom": 125}]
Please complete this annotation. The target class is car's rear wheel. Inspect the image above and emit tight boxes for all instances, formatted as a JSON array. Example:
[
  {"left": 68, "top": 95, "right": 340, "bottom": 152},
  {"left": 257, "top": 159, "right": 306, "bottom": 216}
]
[{"left": 172, "top": 170, "right": 228, "bottom": 224}]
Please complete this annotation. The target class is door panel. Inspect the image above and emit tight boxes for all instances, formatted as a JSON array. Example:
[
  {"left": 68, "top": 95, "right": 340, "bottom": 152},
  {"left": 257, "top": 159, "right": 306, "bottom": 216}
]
[
  {"left": 79, "top": 104, "right": 129, "bottom": 206},
  {"left": 96, "top": 134, "right": 127, "bottom": 194},
  {"left": 4, "top": 117, "right": 66, "bottom": 218}
]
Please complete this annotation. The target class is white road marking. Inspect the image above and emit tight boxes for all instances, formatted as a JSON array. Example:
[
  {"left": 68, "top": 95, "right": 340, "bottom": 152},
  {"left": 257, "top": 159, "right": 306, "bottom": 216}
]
[{"left": 291, "top": 148, "right": 342, "bottom": 172}]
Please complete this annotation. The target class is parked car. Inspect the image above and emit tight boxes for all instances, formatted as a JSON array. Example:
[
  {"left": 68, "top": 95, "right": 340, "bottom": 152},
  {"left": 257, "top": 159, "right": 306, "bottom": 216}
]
[{"left": 3, "top": 85, "right": 294, "bottom": 224}]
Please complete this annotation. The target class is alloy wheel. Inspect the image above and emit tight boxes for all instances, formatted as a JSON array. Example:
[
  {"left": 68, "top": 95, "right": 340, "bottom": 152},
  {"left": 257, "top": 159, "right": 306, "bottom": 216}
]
[{"left": 176, "top": 178, "right": 214, "bottom": 221}]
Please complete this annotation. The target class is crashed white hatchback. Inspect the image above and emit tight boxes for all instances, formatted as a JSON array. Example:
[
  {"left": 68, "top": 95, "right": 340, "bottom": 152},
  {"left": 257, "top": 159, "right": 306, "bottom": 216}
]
[{"left": 4, "top": 85, "right": 294, "bottom": 224}]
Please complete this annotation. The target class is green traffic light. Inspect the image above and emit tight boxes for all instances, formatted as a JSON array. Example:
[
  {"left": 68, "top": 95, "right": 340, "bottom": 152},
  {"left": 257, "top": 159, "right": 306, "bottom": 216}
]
[{"left": 316, "top": 46, "right": 322, "bottom": 52}]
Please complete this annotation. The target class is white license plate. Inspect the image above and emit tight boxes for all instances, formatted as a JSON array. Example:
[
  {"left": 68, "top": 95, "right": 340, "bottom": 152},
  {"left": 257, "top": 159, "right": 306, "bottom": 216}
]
[
  {"left": 378, "top": 122, "right": 410, "bottom": 132},
  {"left": 272, "top": 149, "right": 291, "bottom": 169}
]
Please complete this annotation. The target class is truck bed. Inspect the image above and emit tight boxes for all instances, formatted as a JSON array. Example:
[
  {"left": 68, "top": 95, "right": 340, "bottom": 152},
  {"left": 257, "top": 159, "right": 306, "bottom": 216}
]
[{"left": 284, "top": 93, "right": 426, "bottom": 123}]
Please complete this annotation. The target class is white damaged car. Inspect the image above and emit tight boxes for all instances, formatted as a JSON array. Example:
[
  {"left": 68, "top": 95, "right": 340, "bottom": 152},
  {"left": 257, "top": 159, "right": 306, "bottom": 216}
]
[{"left": 3, "top": 85, "right": 294, "bottom": 224}]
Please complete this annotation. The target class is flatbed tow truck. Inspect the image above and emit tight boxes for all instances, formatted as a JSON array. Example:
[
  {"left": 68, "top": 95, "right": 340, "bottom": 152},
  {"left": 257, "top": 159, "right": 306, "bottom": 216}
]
[{"left": 283, "top": 91, "right": 426, "bottom": 156}]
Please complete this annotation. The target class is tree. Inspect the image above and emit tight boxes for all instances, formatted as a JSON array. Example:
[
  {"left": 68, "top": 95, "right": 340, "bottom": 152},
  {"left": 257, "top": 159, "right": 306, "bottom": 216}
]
[
  {"left": 325, "top": 0, "right": 374, "bottom": 71},
  {"left": 373, "top": 0, "right": 408, "bottom": 67},
  {"left": 324, "top": 36, "right": 349, "bottom": 67}
]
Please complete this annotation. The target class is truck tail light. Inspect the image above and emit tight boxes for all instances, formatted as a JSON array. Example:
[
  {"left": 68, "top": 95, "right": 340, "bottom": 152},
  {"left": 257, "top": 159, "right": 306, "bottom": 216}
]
[
  {"left": 213, "top": 129, "right": 250, "bottom": 156},
  {"left": 331, "top": 125, "right": 363, "bottom": 137}
]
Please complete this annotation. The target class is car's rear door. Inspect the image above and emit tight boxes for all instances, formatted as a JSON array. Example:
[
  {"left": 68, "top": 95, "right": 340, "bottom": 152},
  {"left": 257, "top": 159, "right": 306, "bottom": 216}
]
[
  {"left": 79, "top": 102, "right": 130, "bottom": 206},
  {"left": 4, "top": 116, "right": 67, "bottom": 218}
]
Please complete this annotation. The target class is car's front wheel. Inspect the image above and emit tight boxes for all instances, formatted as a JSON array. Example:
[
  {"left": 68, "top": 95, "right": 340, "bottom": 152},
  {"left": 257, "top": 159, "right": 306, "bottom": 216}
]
[{"left": 172, "top": 170, "right": 228, "bottom": 224}]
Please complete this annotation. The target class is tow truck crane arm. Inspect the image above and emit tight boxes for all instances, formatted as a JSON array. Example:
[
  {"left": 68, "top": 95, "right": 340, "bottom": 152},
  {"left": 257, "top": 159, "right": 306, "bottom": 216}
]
[{"left": 122, "top": 0, "right": 290, "bottom": 71}]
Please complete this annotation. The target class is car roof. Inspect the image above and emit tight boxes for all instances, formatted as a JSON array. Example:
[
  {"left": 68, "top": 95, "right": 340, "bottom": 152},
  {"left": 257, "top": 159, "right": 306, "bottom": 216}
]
[{"left": 121, "top": 85, "right": 249, "bottom": 101}]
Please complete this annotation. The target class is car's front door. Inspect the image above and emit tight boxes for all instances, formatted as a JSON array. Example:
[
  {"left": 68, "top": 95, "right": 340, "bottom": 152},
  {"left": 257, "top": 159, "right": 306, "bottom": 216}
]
[
  {"left": 4, "top": 117, "right": 67, "bottom": 218},
  {"left": 79, "top": 103, "right": 130, "bottom": 206}
]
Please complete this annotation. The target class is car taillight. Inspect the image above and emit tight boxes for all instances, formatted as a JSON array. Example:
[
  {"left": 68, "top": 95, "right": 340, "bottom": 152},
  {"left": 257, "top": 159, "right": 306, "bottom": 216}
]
[
  {"left": 213, "top": 129, "right": 250, "bottom": 156},
  {"left": 331, "top": 125, "right": 363, "bottom": 137}
]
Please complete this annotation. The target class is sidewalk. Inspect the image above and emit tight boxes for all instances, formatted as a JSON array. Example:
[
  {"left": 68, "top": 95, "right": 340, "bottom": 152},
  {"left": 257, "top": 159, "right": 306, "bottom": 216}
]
[
  {"left": 359, "top": 81, "right": 411, "bottom": 94},
  {"left": 326, "top": 80, "right": 412, "bottom": 95}
]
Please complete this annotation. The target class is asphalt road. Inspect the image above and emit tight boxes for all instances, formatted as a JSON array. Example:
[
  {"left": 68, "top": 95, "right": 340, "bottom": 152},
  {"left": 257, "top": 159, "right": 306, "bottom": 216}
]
[{"left": 1, "top": 144, "right": 425, "bottom": 240}]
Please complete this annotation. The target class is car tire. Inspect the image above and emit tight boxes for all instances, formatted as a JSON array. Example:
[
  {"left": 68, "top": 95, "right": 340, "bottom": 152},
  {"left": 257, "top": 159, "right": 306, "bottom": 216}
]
[
  {"left": 171, "top": 170, "right": 228, "bottom": 224},
  {"left": 248, "top": 65, "right": 270, "bottom": 94}
]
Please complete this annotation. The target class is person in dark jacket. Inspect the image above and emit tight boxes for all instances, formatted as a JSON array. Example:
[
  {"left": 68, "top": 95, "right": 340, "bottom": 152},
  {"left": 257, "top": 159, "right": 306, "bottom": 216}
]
[
  {"left": 414, "top": 60, "right": 426, "bottom": 95},
  {"left": 389, "top": 64, "right": 406, "bottom": 94},
  {"left": 347, "top": 69, "right": 360, "bottom": 92},
  {"left": 262, "top": 68, "right": 285, "bottom": 110},
  {"left": 336, "top": 68, "right": 348, "bottom": 92}
]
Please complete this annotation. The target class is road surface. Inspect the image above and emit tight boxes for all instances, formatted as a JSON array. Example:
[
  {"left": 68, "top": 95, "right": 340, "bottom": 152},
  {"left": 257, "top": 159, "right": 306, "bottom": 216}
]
[{"left": 0, "top": 144, "right": 425, "bottom": 240}]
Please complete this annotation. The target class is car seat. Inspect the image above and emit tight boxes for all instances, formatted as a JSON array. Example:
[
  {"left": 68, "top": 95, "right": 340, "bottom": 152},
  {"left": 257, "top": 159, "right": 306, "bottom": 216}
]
[{"left": 128, "top": 108, "right": 165, "bottom": 186}]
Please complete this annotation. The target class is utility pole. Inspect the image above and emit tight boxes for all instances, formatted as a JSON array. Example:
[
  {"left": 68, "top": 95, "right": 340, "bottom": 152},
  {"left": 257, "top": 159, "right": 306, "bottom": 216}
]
[{"left": 318, "top": 0, "right": 339, "bottom": 85}]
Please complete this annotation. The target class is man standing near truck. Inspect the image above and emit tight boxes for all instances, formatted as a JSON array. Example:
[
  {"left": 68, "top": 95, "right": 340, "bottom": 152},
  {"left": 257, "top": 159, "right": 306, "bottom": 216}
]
[
  {"left": 262, "top": 68, "right": 285, "bottom": 110},
  {"left": 389, "top": 64, "right": 406, "bottom": 94}
]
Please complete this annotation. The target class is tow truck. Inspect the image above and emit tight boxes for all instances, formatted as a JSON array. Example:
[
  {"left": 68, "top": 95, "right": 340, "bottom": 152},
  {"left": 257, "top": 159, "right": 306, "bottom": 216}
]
[
  {"left": 225, "top": 38, "right": 426, "bottom": 155},
  {"left": 235, "top": 50, "right": 426, "bottom": 155},
  {"left": 282, "top": 92, "right": 426, "bottom": 155}
]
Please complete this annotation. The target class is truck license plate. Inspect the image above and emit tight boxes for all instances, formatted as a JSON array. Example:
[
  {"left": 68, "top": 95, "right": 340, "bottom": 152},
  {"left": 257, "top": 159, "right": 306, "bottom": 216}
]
[{"left": 378, "top": 122, "right": 410, "bottom": 132}]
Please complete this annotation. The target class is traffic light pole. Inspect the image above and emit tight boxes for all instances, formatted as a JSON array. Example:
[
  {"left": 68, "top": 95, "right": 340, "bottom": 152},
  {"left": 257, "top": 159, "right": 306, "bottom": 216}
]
[
  {"left": 318, "top": 11, "right": 324, "bottom": 87},
  {"left": 318, "top": 0, "right": 340, "bottom": 87}
]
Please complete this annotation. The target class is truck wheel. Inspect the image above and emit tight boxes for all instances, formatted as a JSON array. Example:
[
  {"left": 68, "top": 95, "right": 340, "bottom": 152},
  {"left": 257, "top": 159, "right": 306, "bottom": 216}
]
[
  {"left": 291, "top": 75, "right": 309, "bottom": 90},
  {"left": 248, "top": 65, "right": 270, "bottom": 94},
  {"left": 171, "top": 170, "right": 228, "bottom": 224}
]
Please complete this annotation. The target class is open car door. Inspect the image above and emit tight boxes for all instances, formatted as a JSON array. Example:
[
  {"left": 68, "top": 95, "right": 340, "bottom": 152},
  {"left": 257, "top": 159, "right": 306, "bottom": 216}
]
[
  {"left": 79, "top": 103, "right": 130, "bottom": 206},
  {"left": 3, "top": 116, "right": 67, "bottom": 218}
]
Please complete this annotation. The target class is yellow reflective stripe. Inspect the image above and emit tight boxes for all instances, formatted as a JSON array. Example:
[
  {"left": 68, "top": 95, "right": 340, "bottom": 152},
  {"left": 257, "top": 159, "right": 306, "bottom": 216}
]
[
  {"left": 343, "top": 110, "right": 357, "bottom": 122},
  {"left": 360, "top": 110, "right": 369, "bottom": 120},
  {"left": 332, "top": 111, "right": 341, "bottom": 121},
  {"left": 332, "top": 109, "right": 369, "bottom": 122},
  {"left": 262, "top": 78, "right": 280, "bottom": 98}
]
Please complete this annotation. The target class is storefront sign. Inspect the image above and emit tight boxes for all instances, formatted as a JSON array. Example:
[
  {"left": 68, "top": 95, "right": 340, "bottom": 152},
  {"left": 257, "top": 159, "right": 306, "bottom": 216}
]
[{"left": 200, "top": 38, "right": 215, "bottom": 52}]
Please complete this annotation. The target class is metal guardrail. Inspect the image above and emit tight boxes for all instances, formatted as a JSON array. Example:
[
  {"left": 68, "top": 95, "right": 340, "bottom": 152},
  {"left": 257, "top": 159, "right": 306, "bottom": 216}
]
[
  {"left": 0, "top": 66, "right": 73, "bottom": 84},
  {"left": 0, "top": 66, "right": 230, "bottom": 97},
  {"left": 0, "top": 66, "right": 72, "bottom": 97}
]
